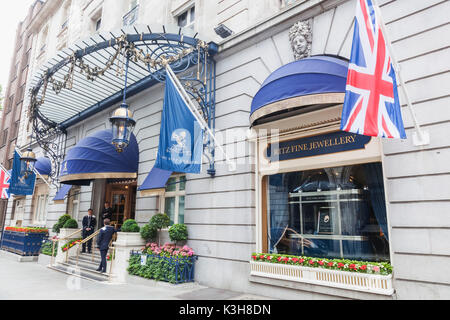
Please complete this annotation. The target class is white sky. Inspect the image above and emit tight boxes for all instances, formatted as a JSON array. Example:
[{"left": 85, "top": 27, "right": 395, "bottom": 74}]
[{"left": 0, "top": 0, "right": 39, "bottom": 95}]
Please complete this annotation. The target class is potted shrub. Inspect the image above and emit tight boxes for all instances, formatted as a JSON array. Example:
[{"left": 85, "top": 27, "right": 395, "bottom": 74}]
[
  {"left": 52, "top": 214, "right": 71, "bottom": 234},
  {"left": 115, "top": 219, "right": 145, "bottom": 247},
  {"left": 121, "top": 219, "right": 140, "bottom": 232},
  {"left": 168, "top": 224, "right": 188, "bottom": 246},
  {"left": 62, "top": 218, "right": 79, "bottom": 229},
  {"left": 149, "top": 213, "right": 170, "bottom": 245},
  {"left": 140, "top": 223, "right": 157, "bottom": 242}
]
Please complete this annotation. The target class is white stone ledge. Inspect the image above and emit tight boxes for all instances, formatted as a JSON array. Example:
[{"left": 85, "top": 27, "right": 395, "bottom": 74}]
[{"left": 250, "top": 261, "right": 395, "bottom": 297}]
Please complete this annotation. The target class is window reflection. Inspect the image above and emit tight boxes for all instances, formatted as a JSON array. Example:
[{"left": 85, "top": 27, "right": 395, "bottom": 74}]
[{"left": 267, "top": 163, "right": 390, "bottom": 262}]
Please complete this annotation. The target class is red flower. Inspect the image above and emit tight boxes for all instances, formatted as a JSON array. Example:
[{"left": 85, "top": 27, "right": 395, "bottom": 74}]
[
  {"left": 327, "top": 262, "right": 334, "bottom": 267},
  {"left": 283, "top": 257, "right": 289, "bottom": 263},
  {"left": 259, "top": 255, "right": 265, "bottom": 260},
  {"left": 277, "top": 257, "right": 282, "bottom": 262},
  {"left": 318, "top": 260, "right": 324, "bottom": 266},
  {"left": 337, "top": 263, "right": 345, "bottom": 268},
  {"left": 298, "top": 259, "right": 304, "bottom": 264},
  {"left": 251, "top": 255, "right": 257, "bottom": 260},
  {"left": 309, "top": 260, "right": 315, "bottom": 265},
  {"left": 349, "top": 264, "right": 356, "bottom": 270},
  {"left": 292, "top": 258, "right": 299, "bottom": 263},
  {"left": 267, "top": 256, "right": 273, "bottom": 261},
  {"left": 359, "top": 265, "right": 367, "bottom": 271}
]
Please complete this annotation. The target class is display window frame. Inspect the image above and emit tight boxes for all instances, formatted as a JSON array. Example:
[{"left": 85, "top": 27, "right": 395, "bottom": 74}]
[{"left": 252, "top": 105, "right": 394, "bottom": 265}]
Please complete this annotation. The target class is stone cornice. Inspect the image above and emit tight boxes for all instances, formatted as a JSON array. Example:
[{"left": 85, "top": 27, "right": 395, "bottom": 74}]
[{"left": 216, "top": 0, "right": 350, "bottom": 58}]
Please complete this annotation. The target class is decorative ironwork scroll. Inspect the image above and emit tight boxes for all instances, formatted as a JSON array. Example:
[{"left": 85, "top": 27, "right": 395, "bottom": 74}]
[{"left": 29, "top": 27, "right": 218, "bottom": 182}]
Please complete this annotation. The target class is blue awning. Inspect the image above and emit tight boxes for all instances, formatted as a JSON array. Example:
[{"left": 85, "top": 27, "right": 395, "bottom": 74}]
[
  {"left": 35, "top": 157, "right": 52, "bottom": 177},
  {"left": 250, "top": 55, "right": 349, "bottom": 125},
  {"left": 53, "top": 184, "right": 72, "bottom": 202},
  {"left": 139, "top": 167, "right": 172, "bottom": 194},
  {"left": 60, "top": 129, "right": 139, "bottom": 185}
]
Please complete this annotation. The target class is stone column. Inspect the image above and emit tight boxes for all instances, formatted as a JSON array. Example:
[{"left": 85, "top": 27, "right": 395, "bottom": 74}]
[{"left": 109, "top": 232, "right": 145, "bottom": 283}]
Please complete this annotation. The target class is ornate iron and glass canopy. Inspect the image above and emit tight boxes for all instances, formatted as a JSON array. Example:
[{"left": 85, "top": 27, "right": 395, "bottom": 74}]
[{"left": 28, "top": 24, "right": 218, "bottom": 181}]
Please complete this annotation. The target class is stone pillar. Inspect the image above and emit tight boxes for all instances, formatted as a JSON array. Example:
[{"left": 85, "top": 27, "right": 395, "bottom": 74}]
[
  {"left": 109, "top": 232, "right": 145, "bottom": 283},
  {"left": 54, "top": 228, "right": 82, "bottom": 264}
]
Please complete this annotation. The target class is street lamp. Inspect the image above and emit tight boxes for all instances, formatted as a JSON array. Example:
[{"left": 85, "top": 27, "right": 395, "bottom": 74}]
[
  {"left": 110, "top": 103, "right": 136, "bottom": 153},
  {"left": 110, "top": 50, "right": 136, "bottom": 153},
  {"left": 20, "top": 147, "right": 37, "bottom": 178}
]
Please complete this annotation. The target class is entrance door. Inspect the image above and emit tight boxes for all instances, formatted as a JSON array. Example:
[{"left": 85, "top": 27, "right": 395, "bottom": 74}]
[
  {"left": 105, "top": 182, "right": 137, "bottom": 229},
  {"left": 111, "top": 191, "right": 127, "bottom": 227}
]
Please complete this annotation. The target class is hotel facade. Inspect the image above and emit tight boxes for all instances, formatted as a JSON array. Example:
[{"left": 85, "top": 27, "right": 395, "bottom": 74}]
[{"left": 2, "top": 0, "right": 450, "bottom": 300}]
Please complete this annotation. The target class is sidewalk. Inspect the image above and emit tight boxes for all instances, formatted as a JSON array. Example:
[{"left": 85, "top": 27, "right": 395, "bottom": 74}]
[{"left": 0, "top": 255, "right": 273, "bottom": 300}]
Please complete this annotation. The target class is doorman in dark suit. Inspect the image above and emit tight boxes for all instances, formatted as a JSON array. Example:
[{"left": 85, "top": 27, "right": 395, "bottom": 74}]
[
  {"left": 100, "top": 201, "right": 113, "bottom": 226},
  {"left": 96, "top": 218, "right": 116, "bottom": 273},
  {"left": 82, "top": 209, "right": 97, "bottom": 253}
]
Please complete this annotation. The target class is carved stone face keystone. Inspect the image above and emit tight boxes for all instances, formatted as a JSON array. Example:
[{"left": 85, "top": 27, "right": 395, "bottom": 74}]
[{"left": 289, "top": 20, "right": 312, "bottom": 60}]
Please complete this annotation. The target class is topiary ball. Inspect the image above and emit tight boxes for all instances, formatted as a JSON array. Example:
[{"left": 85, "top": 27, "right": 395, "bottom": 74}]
[
  {"left": 168, "top": 224, "right": 188, "bottom": 243},
  {"left": 121, "top": 219, "right": 140, "bottom": 232},
  {"left": 53, "top": 214, "right": 72, "bottom": 233},
  {"left": 140, "top": 223, "right": 157, "bottom": 241},
  {"left": 150, "top": 213, "right": 170, "bottom": 230},
  {"left": 62, "top": 218, "right": 79, "bottom": 229}
]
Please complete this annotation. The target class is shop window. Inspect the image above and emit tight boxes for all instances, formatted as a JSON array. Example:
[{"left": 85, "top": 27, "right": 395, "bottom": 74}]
[
  {"left": 177, "top": 6, "right": 195, "bottom": 30},
  {"left": 265, "top": 162, "right": 389, "bottom": 262},
  {"left": 2, "top": 129, "right": 8, "bottom": 146},
  {"left": 164, "top": 175, "right": 186, "bottom": 225}
]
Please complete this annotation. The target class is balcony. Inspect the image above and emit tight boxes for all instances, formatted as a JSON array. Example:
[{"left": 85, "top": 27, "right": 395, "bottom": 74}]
[{"left": 123, "top": 5, "right": 139, "bottom": 26}]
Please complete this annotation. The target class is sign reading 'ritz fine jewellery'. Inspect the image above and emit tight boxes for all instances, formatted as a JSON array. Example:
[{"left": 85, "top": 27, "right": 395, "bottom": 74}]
[{"left": 266, "top": 131, "right": 371, "bottom": 162}]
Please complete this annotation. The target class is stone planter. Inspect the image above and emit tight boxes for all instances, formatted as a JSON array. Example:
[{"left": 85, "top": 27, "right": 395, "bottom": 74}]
[
  {"left": 110, "top": 232, "right": 145, "bottom": 283},
  {"left": 55, "top": 228, "right": 82, "bottom": 264}
]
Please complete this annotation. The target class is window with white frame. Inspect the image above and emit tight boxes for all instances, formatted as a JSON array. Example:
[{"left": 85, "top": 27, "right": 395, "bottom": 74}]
[
  {"left": 163, "top": 175, "right": 186, "bottom": 225},
  {"left": 177, "top": 6, "right": 195, "bottom": 30},
  {"left": 33, "top": 187, "right": 48, "bottom": 225},
  {"left": 67, "top": 186, "right": 81, "bottom": 220}
]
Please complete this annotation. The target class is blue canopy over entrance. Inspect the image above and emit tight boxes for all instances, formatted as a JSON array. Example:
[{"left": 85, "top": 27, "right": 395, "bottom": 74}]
[
  {"left": 250, "top": 55, "right": 349, "bottom": 125},
  {"left": 60, "top": 129, "right": 139, "bottom": 185}
]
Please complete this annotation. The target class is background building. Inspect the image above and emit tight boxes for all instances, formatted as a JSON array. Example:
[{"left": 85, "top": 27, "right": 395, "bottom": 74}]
[
  {"left": 0, "top": 1, "right": 43, "bottom": 229},
  {"left": 2, "top": 0, "right": 450, "bottom": 300}
]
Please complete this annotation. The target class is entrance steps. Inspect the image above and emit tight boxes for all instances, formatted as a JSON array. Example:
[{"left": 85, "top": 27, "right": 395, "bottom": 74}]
[{"left": 48, "top": 252, "right": 112, "bottom": 283}]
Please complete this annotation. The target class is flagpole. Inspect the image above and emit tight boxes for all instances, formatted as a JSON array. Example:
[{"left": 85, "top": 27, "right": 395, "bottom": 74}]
[
  {"left": 372, "top": 0, "right": 429, "bottom": 146},
  {"left": 165, "top": 65, "right": 237, "bottom": 172}
]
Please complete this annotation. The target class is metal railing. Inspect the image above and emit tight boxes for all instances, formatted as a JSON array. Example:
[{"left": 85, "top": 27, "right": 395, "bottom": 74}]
[{"left": 50, "top": 228, "right": 82, "bottom": 266}]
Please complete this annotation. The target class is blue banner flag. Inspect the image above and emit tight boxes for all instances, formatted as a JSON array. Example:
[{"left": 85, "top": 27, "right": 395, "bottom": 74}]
[
  {"left": 155, "top": 73, "right": 204, "bottom": 174},
  {"left": 8, "top": 151, "right": 36, "bottom": 196}
]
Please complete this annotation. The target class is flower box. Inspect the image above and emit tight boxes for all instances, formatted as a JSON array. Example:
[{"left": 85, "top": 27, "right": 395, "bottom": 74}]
[
  {"left": 1, "top": 229, "right": 48, "bottom": 256},
  {"left": 250, "top": 260, "right": 394, "bottom": 296},
  {"left": 127, "top": 244, "right": 197, "bottom": 284}
]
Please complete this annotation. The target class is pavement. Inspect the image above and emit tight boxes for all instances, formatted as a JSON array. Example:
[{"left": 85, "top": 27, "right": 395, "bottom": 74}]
[{"left": 0, "top": 254, "right": 274, "bottom": 300}]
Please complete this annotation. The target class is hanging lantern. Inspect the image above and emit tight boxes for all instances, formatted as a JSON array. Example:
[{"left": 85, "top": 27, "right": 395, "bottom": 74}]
[
  {"left": 109, "top": 103, "right": 136, "bottom": 153},
  {"left": 20, "top": 148, "right": 37, "bottom": 178}
]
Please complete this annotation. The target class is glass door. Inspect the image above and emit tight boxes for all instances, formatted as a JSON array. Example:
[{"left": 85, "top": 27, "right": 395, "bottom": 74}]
[{"left": 111, "top": 191, "right": 127, "bottom": 228}]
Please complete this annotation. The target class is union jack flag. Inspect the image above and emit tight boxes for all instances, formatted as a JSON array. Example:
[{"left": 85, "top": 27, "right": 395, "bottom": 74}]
[
  {"left": 340, "top": 0, "right": 406, "bottom": 139},
  {"left": 0, "top": 166, "right": 10, "bottom": 199}
]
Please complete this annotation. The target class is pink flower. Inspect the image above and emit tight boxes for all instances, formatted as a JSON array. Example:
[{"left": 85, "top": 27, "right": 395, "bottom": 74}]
[
  {"left": 373, "top": 266, "right": 380, "bottom": 273},
  {"left": 277, "top": 257, "right": 282, "bottom": 262}
]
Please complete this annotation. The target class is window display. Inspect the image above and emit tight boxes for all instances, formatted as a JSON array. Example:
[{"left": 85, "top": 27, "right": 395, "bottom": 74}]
[{"left": 267, "top": 162, "right": 389, "bottom": 262}]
